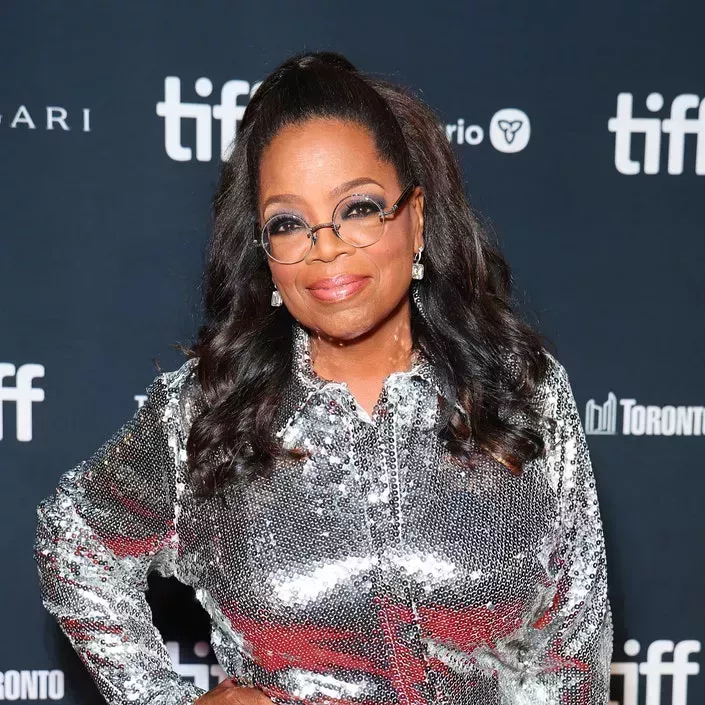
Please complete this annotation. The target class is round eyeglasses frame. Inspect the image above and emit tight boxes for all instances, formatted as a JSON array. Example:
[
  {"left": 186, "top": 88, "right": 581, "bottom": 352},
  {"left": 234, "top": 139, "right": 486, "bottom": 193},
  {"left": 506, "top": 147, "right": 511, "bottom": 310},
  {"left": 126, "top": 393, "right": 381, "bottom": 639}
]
[{"left": 253, "top": 182, "right": 417, "bottom": 264}]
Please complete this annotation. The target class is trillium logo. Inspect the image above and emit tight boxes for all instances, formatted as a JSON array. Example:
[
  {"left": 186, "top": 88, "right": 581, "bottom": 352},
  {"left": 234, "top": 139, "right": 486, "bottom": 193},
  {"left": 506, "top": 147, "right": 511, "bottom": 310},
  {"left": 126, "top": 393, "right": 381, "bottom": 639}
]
[
  {"left": 497, "top": 119, "right": 523, "bottom": 144},
  {"left": 490, "top": 108, "right": 531, "bottom": 152}
]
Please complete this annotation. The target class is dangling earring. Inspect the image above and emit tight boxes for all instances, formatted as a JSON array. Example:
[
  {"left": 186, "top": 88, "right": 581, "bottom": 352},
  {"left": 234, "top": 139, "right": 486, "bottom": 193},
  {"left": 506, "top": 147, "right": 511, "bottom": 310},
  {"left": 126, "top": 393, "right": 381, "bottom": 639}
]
[
  {"left": 270, "top": 285, "right": 283, "bottom": 307},
  {"left": 411, "top": 245, "right": 425, "bottom": 280}
]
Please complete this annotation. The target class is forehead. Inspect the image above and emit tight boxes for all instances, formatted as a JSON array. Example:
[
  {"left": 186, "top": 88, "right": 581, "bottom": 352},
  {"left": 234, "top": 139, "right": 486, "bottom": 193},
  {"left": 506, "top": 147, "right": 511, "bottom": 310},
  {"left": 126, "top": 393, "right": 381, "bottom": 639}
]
[{"left": 258, "top": 118, "right": 391, "bottom": 190}]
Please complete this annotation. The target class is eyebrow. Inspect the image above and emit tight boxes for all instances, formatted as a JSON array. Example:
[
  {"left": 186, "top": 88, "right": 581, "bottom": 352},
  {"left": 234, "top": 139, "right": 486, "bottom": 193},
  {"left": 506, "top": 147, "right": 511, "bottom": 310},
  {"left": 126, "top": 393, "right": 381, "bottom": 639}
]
[{"left": 262, "top": 177, "right": 385, "bottom": 211}]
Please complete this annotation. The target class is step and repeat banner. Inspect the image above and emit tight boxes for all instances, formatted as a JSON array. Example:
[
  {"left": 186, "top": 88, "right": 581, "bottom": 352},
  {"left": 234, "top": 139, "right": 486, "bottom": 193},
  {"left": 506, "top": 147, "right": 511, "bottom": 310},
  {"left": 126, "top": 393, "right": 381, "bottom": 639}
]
[{"left": 1, "top": 2, "right": 703, "bottom": 704}]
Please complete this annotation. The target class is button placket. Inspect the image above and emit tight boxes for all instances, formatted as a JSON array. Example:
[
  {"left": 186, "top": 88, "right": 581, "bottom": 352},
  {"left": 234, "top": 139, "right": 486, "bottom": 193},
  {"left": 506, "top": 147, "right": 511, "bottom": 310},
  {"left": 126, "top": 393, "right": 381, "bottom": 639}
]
[
  {"left": 388, "top": 379, "right": 447, "bottom": 705},
  {"left": 290, "top": 323, "right": 449, "bottom": 703},
  {"left": 345, "top": 381, "right": 441, "bottom": 705},
  {"left": 355, "top": 401, "right": 416, "bottom": 704}
]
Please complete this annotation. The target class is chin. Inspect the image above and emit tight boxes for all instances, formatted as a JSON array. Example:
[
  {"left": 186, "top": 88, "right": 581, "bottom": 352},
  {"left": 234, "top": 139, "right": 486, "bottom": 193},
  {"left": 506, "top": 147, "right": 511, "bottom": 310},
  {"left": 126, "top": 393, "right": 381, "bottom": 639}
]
[{"left": 306, "top": 312, "right": 378, "bottom": 342}]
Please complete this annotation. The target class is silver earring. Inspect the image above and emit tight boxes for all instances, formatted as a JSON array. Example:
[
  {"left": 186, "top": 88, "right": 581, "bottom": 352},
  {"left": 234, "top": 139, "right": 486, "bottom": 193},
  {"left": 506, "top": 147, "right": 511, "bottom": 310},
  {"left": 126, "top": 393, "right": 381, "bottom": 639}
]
[
  {"left": 270, "top": 286, "right": 283, "bottom": 307},
  {"left": 411, "top": 245, "right": 425, "bottom": 280}
]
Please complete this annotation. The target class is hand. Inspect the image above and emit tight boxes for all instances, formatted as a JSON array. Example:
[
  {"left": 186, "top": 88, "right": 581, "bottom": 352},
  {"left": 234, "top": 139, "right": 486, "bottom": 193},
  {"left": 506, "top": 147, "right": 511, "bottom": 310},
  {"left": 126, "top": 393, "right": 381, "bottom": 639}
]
[{"left": 195, "top": 679, "right": 278, "bottom": 705}]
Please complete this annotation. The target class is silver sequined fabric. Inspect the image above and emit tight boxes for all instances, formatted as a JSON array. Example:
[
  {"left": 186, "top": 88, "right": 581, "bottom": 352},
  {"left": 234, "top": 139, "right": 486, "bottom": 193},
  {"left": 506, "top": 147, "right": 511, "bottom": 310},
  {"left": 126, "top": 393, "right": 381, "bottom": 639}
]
[{"left": 34, "top": 320, "right": 613, "bottom": 705}]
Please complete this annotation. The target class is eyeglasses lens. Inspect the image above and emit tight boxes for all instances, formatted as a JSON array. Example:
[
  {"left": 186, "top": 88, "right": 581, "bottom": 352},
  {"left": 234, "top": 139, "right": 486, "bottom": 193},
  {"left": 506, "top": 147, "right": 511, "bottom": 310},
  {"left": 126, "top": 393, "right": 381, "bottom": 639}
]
[{"left": 262, "top": 195, "right": 385, "bottom": 264}]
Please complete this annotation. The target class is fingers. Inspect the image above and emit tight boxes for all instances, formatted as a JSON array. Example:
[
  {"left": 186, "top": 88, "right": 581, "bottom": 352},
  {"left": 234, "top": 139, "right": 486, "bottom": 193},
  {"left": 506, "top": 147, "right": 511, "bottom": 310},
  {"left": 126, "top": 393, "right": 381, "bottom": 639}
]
[
  {"left": 196, "top": 679, "right": 279, "bottom": 705},
  {"left": 248, "top": 686, "right": 279, "bottom": 704}
]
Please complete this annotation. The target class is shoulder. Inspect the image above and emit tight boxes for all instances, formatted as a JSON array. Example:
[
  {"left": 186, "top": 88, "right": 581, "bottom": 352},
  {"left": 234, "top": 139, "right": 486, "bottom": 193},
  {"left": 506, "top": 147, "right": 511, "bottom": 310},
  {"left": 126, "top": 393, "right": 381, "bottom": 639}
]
[
  {"left": 156, "top": 356, "right": 200, "bottom": 395},
  {"left": 150, "top": 357, "right": 204, "bottom": 433},
  {"left": 503, "top": 348, "right": 581, "bottom": 468},
  {"left": 543, "top": 348, "right": 570, "bottom": 387},
  {"left": 527, "top": 348, "right": 573, "bottom": 422},
  {"left": 517, "top": 350, "right": 591, "bottom": 502},
  {"left": 138, "top": 357, "right": 202, "bottom": 421},
  {"left": 533, "top": 350, "right": 590, "bottom": 477},
  {"left": 501, "top": 346, "right": 571, "bottom": 418}
]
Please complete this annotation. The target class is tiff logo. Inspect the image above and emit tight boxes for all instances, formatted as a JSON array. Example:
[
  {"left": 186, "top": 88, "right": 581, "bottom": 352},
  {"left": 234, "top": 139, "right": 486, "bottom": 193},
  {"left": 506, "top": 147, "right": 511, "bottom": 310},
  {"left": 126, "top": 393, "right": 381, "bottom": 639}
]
[
  {"left": 0, "top": 363, "right": 45, "bottom": 442},
  {"left": 156, "top": 77, "right": 261, "bottom": 162},
  {"left": 608, "top": 93, "right": 705, "bottom": 175},
  {"left": 610, "top": 639, "right": 700, "bottom": 705}
]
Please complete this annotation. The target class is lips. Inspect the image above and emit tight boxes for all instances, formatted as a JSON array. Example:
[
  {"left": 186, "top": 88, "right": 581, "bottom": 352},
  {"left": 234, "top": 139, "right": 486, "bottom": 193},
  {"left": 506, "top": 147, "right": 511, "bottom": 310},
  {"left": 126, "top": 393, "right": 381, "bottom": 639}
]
[
  {"left": 306, "top": 274, "right": 371, "bottom": 303},
  {"left": 307, "top": 274, "right": 368, "bottom": 290}
]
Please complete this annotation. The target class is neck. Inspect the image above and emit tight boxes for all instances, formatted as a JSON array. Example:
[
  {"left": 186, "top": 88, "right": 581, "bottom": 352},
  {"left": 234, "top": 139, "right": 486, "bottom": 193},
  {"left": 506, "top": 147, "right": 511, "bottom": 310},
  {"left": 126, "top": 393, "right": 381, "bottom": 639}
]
[{"left": 307, "top": 297, "right": 415, "bottom": 387}]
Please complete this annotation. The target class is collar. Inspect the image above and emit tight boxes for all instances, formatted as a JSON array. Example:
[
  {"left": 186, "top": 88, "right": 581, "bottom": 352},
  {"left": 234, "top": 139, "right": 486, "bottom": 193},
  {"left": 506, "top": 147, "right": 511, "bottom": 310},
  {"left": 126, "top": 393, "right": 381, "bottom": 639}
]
[
  {"left": 284, "top": 322, "right": 513, "bottom": 470},
  {"left": 290, "top": 320, "right": 454, "bottom": 416}
]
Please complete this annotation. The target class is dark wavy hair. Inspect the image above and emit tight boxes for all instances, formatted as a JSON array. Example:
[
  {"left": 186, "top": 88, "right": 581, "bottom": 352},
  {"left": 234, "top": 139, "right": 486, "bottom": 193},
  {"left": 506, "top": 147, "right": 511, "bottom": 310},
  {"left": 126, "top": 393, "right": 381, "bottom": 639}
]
[{"left": 183, "top": 50, "right": 556, "bottom": 497}]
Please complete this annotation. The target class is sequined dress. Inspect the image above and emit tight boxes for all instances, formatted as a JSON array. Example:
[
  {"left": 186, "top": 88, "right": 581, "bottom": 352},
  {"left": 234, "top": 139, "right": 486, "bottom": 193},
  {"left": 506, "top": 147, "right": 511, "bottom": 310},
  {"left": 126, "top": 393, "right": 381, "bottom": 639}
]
[{"left": 34, "top": 321, "right": 613, "bottom": 705}]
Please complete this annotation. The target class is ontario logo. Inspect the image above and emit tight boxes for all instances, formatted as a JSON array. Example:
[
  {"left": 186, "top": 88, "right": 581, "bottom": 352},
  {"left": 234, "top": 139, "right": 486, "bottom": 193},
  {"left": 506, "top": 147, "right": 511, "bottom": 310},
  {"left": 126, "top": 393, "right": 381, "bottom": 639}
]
[
  {"left": 585, "top": 393, "right": 705, "bottom": 436},
  {"left": 445, "top": 108, "right": 531, "bottom": 153}
]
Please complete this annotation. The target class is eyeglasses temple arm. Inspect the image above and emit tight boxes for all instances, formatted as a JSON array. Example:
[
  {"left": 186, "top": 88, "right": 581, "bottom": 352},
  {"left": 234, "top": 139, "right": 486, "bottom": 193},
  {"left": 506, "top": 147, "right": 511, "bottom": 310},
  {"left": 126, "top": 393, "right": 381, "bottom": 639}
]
[{"left": 383, "top": 182, "right": 417, "bottom": 216}]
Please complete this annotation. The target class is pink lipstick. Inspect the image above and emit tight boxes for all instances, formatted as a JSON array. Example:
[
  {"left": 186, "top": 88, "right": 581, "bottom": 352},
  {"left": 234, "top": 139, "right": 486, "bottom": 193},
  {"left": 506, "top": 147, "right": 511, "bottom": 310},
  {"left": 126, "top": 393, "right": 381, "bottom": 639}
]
[{"left": 307, "top": 274, "right": 370, "bottom": 303}]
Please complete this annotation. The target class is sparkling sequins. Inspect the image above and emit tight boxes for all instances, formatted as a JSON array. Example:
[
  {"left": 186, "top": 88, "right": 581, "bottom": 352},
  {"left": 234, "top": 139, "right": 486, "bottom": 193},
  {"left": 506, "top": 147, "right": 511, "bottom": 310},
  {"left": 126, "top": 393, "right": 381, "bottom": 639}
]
[{"left": 34, "top": 321, "right": 612, "bottom": 705}]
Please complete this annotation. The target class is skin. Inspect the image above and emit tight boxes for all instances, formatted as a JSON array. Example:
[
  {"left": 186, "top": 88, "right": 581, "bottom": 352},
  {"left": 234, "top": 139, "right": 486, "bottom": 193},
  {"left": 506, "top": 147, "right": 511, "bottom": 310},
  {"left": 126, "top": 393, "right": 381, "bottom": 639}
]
[
  {"left": 195, "top": 678, "right": 277, "bottom": 705},
  {"left": 196, "top": 117, "right": 424, "bottom": 704},
  {"left": 260, "top": 117, "right": 425, "bottom": 417}
]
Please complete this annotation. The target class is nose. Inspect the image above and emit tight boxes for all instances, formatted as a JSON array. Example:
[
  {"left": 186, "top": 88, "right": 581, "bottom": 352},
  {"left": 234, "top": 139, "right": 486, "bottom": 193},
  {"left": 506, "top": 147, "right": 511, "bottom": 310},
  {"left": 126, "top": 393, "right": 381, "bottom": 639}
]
[{"left": 306, "top": 223, "right": 354, "bottom": 263}]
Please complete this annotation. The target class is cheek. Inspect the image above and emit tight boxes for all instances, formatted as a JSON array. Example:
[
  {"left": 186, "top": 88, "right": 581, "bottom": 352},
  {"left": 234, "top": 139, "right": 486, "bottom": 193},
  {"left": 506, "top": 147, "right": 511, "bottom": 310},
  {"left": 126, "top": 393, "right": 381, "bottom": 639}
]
[
  {"left": 268, "top": 222, "right": 413, "bottom": 305},
  {"left": 372, "top": 229, "right": 413, "bottom": 283},
  {"left": 269, "top": 263, "right": 299, "bottom": 297}
]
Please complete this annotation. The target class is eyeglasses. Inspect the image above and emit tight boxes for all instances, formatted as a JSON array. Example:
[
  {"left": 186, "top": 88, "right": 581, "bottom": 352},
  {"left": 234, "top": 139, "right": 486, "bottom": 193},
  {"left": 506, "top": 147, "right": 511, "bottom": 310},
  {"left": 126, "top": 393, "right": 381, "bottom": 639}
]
[{"left": 253, "top": 182, "right": 417, "bottom": 264}]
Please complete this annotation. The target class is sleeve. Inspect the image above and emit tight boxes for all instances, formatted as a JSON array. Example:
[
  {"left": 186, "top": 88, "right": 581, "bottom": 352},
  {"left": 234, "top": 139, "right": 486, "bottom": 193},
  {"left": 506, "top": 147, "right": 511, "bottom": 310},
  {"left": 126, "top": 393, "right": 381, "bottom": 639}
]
[
  {"left": 516, "top": 356, "right": 614, "bottom": 704},
  {"left": 34, "top": 367, "right": 207, "bottom": 705}
]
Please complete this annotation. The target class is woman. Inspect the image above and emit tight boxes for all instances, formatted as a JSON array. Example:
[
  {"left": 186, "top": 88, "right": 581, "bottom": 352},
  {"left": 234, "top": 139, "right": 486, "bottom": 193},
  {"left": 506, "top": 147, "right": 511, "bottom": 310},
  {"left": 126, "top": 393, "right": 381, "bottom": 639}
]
[{"left": 34, "top": 51, "right": 613, "bottom": 705}]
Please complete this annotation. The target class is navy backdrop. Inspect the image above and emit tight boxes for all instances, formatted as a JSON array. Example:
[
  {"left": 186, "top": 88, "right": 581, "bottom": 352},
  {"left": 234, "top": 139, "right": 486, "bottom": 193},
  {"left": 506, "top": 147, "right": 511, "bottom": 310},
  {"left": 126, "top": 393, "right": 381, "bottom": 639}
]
[{"left": 1, "top": 2, "right": 703, "bottom": 704}]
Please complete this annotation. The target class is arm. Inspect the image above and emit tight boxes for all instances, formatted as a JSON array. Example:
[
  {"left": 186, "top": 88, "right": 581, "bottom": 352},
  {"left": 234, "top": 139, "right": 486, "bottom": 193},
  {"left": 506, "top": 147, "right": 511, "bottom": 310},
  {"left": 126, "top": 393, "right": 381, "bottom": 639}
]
[
  {"left": 34, "top": 363, "right": 206, "bottom": 705},
  {"left": 516, "top": 355, "right": 614, "bottom": 704}
]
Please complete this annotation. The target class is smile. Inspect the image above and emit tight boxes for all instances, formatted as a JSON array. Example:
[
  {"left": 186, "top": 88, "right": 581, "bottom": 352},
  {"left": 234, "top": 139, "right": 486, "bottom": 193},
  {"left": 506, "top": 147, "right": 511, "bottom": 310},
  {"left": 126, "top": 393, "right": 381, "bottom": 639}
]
[{"left": 306, "top": 275, "right": 371, "bottom": 303}]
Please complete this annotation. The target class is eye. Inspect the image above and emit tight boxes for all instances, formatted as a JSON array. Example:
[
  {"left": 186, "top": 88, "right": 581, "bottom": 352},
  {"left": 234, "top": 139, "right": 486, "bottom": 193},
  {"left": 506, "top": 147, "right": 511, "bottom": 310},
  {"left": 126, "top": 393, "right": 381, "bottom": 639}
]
[
  {"left": 339, "top": 197, "right": 384, "bottom": 220},
  {"left": 266, "top": 214, "right": 307, "bottom": 236}
]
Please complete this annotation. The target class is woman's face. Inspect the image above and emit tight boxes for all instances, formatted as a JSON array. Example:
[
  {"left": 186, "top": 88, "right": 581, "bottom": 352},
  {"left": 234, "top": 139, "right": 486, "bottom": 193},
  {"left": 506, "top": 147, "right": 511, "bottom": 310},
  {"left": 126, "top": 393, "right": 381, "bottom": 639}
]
[{"left": 257, "top": 117, "right": 424, "bottom": 342}]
